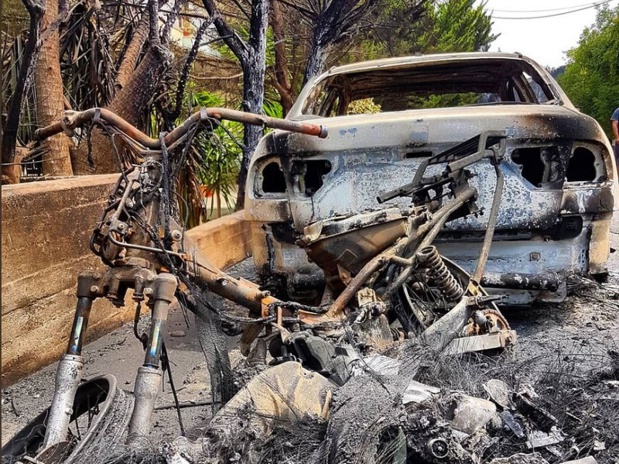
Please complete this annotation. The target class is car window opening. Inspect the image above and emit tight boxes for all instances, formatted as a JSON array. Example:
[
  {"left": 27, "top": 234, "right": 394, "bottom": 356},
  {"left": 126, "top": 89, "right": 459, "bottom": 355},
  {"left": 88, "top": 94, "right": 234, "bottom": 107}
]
[
  {"left": 301, "top": 59, "right": 557, "bottom": 117},
  {"left": 511, "top": 148, "right": 545, "bottom": 186},
  {"left": 306, "top": 160, "right": 332, "bottom": 195}
]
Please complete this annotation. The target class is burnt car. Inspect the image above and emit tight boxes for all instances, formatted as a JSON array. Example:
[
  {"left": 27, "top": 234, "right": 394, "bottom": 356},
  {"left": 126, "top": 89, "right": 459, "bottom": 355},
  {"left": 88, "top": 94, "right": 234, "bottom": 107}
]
[{"left": 245, "top": 52, "right": 617, "bottom": 305}]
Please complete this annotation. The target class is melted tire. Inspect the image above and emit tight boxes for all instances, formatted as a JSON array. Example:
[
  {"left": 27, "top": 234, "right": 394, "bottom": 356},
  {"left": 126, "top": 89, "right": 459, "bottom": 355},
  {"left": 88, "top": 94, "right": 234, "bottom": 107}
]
[{"left": 1, "top": 375, "right": 133, "bottom": 464}]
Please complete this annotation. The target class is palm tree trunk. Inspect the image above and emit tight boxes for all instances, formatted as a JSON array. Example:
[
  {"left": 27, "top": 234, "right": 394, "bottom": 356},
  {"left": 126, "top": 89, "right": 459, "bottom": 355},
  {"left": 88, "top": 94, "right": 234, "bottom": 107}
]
[
  {"left": 115, "top": 15, "right": 150, "bottom": 92},
  {"left": 72, "top": 44, "right": 171, "bottom": 174},
  {"left": 36, "top": 0, "right": 73, "bottom": 176}
]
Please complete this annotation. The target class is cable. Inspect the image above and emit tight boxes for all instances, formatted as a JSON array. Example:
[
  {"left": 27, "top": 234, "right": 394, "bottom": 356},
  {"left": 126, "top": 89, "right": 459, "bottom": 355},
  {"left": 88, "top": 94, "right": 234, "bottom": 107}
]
[
  {"left": 491, "top": 0, "right": 614, "bottom": 14},
  {"left": 492, "top": 0, "right": 613, "bottom": 19},
  {"left": 1, "top": 157, "right": 72, "bottom": 166},
  {"left": 161, "top": 342, "right": 186, "bottom": 437}
]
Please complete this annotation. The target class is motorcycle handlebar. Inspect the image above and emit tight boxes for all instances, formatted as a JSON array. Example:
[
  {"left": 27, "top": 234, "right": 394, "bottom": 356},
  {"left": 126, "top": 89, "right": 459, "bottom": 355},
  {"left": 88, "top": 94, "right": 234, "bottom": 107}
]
[{"left": 34, "top": 107, "right": 328, "bottom": 147}]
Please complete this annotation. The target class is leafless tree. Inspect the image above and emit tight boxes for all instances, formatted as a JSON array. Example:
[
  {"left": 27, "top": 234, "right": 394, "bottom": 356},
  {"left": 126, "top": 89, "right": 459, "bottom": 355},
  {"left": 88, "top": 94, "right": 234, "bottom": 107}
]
[
  {"left": 201, "top": 0, "right": 270, "bottom": 210},
  {"left": 1, "top": 0, "right": 43, "bottom": 184},
  {"left": 295, "top": 0, "right": 379, "bottom": 84}
]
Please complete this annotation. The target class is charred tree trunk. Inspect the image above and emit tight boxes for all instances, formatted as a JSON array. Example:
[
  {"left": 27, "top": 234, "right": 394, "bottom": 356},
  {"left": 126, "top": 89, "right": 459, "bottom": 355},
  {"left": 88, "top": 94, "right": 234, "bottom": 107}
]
[
  {"left": 271, "top": 0, "right": 294, "bottom": 115},
  {"left": 302, "top": 10, "right": 339, "bottom": 85},
  {"left": 202, "top": 0, "right": 270, "bottom": 211},
  {"left": 1, "top": 0, "right": 43, "bottom": 184},
  {"left": 303, "top": 35, "right": 330, "bottom": 85},
  {"left": 36, "top": 0, "right": 74, "bottom": 176},
  {"left": 236, "top": 0, "right": 270, "bottom": 210},
  {"left": 301, "top": 0, "right": 378, "bottom": 85}
]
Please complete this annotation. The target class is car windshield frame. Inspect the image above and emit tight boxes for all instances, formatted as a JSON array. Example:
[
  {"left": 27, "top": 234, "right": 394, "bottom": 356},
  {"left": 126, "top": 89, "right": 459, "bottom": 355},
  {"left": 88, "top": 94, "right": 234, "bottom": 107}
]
[{"left": 298, "top": 57, "right": 561, "bottom": 118}]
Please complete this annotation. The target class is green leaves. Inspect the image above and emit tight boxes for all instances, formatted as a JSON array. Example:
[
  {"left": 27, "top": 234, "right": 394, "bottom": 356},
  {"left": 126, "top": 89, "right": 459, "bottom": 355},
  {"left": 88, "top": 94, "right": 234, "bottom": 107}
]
[
  {"left": 558, "top": 4, "right": 619, "bottom": 139},
  {"left": 416, "top": 0, "right": 497, "bottom": 54},
  {"left": 179, "top": 89, "right": 282, "bottom": 224},
  {"left": 360, "top": 0, "right": 496, "bottom": 59}
]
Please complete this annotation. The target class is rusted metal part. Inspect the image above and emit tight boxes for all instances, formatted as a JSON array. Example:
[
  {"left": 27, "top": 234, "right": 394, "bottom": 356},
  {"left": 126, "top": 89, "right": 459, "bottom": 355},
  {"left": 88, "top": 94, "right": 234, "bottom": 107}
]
[
  {"left": 34, "top": 107, "right": 328, "bottom": 148},
  {"left": 319, "top": 195, "right": 473, "bottom": 317},
  {"left": 383, "top": 186, "right": 478, "bottom": 298},
  {"left": 482, "top": 272, "right": 561, "bottom": 291},
  {"left": 322, "top": 250, "right": 386, "bottom": 317},
  {"left": 422, "top": 298, "right": 516, "bottom": 355},
  {"left": 184, "top": 236, "right": 349, "bottom": 330},
  {"left": 354, "top": 287, "right": 386, "bottom": 324},
  {"left": 462, "top": 308, "right": 511, "bottom": 336},
  {"left": 416, "top": 246, "right": 464, "bottom": 302},
  {"left": 301, "top": 207, "right": 407, "bottom": 290}
]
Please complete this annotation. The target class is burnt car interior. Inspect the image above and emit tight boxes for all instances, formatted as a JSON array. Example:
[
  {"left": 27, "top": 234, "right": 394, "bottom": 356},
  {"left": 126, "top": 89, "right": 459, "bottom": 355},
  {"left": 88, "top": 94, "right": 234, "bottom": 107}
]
[
  {"left": 511, "top": 141, "right": 608, "bottom": 188},
  {"left": 259, "top": 159, "right": 332, "bottom": 196},
  {"left": 302, "top": 59, "right": 557, "bottom": 116}
]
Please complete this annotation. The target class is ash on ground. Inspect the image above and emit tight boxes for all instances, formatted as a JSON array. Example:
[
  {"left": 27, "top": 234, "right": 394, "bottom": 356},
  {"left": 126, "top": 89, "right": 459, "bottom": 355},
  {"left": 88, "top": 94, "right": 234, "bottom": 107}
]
[{"left": 3, "top": 262, "right": 619, "bottom": 463}]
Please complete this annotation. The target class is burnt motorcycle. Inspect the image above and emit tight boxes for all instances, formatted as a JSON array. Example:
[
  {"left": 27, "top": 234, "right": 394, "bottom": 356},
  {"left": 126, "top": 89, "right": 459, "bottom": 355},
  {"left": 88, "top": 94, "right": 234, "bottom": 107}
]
[{"left": 2, "top": 108, "right": 515, "bottom": 463}]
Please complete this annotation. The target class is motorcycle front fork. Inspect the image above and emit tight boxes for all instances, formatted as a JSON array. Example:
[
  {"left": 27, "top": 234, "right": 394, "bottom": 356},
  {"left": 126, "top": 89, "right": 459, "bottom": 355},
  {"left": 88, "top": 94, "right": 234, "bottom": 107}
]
[{"left": 42, "top": 272, "right": 178, "bottom": 449}]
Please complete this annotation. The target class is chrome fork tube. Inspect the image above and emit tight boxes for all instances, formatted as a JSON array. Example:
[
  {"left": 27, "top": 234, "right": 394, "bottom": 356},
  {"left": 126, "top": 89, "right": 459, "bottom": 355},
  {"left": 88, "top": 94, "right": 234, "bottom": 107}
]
[
  {"left": 43, "top": 294, "right": 93, "bottom": 448},
  {"left": 127, "top": 273, "right": 177, "bottom": 445}
]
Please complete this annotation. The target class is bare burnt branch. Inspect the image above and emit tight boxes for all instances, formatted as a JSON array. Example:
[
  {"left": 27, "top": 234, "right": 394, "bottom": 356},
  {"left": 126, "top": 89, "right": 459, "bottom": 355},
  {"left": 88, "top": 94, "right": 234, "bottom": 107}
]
[
  {"left": 230, "top": 0, "right": 252, "bottom": 21},
  {"left": 1, "top": 0, "right": 43, "bottom": 183},
  {"left": 277, "top": 0, "right": 317, "bottom": 22},
  {"left": 170, "top": 18, "right": 214, "bottom": 121},
  {"left": 147, "top": 0, "right": 160, "bottom": 46},
  {"left": 302, "top": 0, "right": 379, "bottom": 84},
  {"left": 201, "top": 0, "right": 249, "bottom": 64},
  {"left": 160, "top": 0, "right": 188, "bottom": 45}
]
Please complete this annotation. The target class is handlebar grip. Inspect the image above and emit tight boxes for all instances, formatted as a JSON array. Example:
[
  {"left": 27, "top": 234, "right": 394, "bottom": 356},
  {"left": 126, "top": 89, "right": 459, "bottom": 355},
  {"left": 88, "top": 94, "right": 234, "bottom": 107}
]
[
  {"left": 376, "top": 182, "right": 415, "bottom": 204},
  {"left": 34, "top": 122, "right": 64, "bottom": 141}
]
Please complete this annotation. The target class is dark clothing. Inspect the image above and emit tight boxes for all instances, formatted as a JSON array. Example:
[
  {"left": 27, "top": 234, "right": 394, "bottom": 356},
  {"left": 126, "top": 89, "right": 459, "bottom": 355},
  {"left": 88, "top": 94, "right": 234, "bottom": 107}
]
[{"left": 611, "top": 108, "right": 619, "bottom": 165}]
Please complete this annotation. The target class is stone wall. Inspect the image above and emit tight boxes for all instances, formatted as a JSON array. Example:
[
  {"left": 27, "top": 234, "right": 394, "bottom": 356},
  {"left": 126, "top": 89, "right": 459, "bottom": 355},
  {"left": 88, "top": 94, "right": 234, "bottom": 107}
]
[{"left": 1, "top": 177, "right": 253, "bottom": 386}]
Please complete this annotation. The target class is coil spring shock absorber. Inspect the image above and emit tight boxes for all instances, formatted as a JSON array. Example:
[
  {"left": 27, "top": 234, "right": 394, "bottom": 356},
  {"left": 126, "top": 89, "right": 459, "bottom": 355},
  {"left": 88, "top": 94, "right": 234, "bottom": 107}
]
[{"left": 416, "top": 246, "right": 464, "bottom": 302}]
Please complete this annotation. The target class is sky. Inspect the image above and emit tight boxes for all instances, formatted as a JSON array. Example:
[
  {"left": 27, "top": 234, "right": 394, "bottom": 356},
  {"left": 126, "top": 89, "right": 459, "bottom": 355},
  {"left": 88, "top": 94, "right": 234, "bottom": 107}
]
[{"left": 475, "top": 0, "right": 619, "bottom": 69}]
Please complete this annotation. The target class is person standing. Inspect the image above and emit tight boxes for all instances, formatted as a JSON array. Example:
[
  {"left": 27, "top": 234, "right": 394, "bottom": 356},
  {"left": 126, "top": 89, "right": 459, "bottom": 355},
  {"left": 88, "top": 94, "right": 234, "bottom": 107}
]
[{"left": 611, "top": 107, "right": 619, "bottom": 164}]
